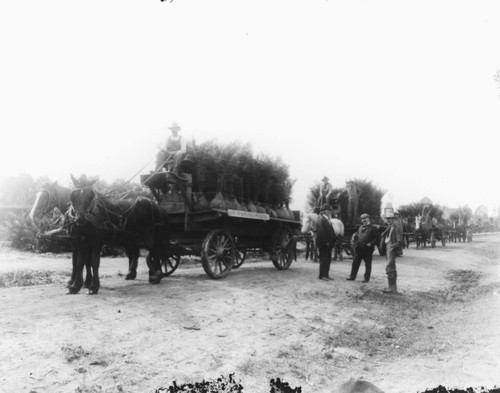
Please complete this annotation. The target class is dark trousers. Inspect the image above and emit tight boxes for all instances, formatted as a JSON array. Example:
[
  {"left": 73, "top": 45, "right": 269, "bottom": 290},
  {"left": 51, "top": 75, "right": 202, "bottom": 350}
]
[
  {"left": 350, "top": 248, "right": 373, "bottom": 281},
  {"left": 318, "top": 244, "right": 333, "bottom": 279}
]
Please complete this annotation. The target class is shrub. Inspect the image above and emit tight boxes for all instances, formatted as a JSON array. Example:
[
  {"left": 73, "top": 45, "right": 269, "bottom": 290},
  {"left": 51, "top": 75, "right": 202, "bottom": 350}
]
[{"left": 0, "top": 210, "right": 70, "bottom": 253}]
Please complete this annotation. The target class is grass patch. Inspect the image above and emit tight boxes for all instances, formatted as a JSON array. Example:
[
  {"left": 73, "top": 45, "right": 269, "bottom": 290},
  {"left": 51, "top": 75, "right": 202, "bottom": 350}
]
[
  {"left": 0, "top": 269, "right": 71, "bottom": 287},
  {"left": 329, "top": 269, "right": 490, "bottom": 359},
  {"left": 446, "top": 269, "right": 481, "bottom": 292}
]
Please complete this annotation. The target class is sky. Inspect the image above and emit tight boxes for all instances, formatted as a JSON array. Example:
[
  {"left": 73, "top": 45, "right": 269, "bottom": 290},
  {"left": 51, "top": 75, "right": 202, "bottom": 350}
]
[{"left": 1, "top": 0, "right": 499, "bottom": 215}]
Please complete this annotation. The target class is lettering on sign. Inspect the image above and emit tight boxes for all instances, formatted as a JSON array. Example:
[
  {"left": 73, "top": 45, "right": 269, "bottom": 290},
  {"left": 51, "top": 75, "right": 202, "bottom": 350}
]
[{"left": 227, "top": 210, "right": 270, "bottom": 221}]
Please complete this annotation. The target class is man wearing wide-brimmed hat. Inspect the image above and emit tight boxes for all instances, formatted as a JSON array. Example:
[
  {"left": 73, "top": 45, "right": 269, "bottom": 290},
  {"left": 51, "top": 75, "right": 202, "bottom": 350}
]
[
  {"left": 316, "top": 203, "right": 336, "bottom": 281},
  {"left": 380, "top": 209, "right": 403, "bottom": 294},
  {"left": 317, "top": 176, "right": 334, "bottom": 207},
  {"left": 156, "top": 122, "right": 187, "bottom": 177}
]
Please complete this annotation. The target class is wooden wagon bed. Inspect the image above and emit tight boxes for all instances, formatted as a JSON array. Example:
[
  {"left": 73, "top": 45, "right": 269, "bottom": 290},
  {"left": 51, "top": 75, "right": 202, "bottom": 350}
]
[{"left": 140, "top": 171, "right": 301, "bottom": 279}]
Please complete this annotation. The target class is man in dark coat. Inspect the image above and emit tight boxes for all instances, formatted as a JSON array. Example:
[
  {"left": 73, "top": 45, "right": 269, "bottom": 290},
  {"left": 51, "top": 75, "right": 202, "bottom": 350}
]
[
  {"left": 316, "top": 204, "right": 336, "bottom": 281},
  {"left": 347, "top": 213, "right": 379, "bottom": 283}
]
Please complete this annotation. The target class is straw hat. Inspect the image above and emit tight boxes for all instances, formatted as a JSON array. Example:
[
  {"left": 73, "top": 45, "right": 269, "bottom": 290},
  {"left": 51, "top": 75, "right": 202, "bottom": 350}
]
[{"left": 168, "top": 122, "right": 181, "bottom": 132}]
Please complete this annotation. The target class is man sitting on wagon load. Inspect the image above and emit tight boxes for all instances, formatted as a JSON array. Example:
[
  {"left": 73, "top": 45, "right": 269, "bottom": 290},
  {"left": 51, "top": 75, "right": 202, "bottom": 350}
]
[
  {"left": 317, "top": 176, "right": 334, "bottom": 207},
  {"left": 156, "top": 122, "right": 187, "bottom": 179}
]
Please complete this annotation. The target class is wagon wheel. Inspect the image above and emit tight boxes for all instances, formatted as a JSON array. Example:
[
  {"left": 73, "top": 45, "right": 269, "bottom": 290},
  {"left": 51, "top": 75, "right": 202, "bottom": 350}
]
[
  {"left": 201, "top": 229, "right": 235, "bottom": 279},
  {"left": 430, "top": 232, "right": 436, "bottom": 248},
  {"left": 160, "top": 252, "right": 181, "bottom": 277},
  {"left": 271, "top": 225, "right": 295, "bottom": 270},
  {"left": 233, "top": 247, "right": 247, "bottom": 269}
]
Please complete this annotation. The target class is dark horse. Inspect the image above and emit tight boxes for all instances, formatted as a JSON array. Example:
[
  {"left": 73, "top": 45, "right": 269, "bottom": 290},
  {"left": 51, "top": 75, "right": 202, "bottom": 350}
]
[
  {"left": 29, "top": 182, "right": 94, "bottom": 288},
  {"left": 68, "top": 175, "right": 170, "bottom": 294},
  {"left": 28, "top": 182, "right": 145, "bottom": 288},
  {"left": 452, "top": 221, "right": 467, "bottom": 243}
]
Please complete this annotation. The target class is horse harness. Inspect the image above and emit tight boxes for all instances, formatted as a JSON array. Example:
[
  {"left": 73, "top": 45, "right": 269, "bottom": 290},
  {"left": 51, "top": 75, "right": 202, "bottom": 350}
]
[{"left": 70, "top": 188, "right": 164, "bottom": 234}]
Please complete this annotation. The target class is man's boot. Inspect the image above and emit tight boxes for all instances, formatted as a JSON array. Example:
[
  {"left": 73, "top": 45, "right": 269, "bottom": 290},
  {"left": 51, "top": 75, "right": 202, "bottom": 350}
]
[
  {"left": 392, "top": 274, "right": 398, "bottom": 293},
  {"left": 382, "top": 276, "right": 397, "bottom": 294}
]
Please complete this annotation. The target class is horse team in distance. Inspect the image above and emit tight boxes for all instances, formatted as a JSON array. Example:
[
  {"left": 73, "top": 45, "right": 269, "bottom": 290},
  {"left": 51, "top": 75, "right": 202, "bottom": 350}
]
[{"left": 29, "top": 176, "right": 170, "bottom": 294}]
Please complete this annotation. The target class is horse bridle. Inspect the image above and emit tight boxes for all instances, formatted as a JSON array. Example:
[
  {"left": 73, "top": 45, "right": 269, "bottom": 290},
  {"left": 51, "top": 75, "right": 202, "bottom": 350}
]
[{"left": 70, "top": 187, "right": 101, "bottom": 224}]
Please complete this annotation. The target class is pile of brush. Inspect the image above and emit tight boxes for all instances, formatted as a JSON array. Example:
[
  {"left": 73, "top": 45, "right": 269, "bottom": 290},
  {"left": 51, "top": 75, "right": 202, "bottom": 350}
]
[{"left": 190, "top": 139, "right": 295, "bottom": 219}]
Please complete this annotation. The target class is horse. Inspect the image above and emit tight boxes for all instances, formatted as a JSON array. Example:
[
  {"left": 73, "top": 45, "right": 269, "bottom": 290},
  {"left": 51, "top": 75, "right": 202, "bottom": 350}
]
[
  {"left": 415, "top": 214, "right": 431, "bottom": 248},
  {"left": 28, "top": 182, "right": 94, "bottom": 289},
  {"left": 28, "top": 182, "right": 144, "bottom": 287},
  {"left": 454, "top": 222, "right": 467, "bottom": 243},
  {"left": 301, "top": 212, "right": 319, "bottom": 261},
  {"left": 331, "top": 217, "right": 345, "bottom": 260},
  {"left": 29, "top": 181, "right": 72, "bottom": 222},
  {"left": 68, "top": 174, "right": 169, "bottom": 294},
  {"left": 401, "top": 217, "right": 416, "bottom": 249},
  {"left": 301, "top": 212, "right": 345, "bottom": 261}
]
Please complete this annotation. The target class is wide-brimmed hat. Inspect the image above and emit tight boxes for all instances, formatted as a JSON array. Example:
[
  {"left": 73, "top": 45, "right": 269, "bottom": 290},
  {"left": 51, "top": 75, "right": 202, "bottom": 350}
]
[
  {"left": 168, "top": 122, "right": 181, "bottom": 131},
  {"left": 320, "top": 204, "right": 333, "bottom": 212},
  {"left": 322, "top": 176, "right": 329, "bottom": 182},
  {"left": 360, "top": 213, "right": 370, "bottom": 219}
]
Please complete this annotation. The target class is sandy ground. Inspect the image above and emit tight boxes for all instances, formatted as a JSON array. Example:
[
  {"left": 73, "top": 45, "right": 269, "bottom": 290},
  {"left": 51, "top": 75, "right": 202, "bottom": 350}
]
[{"left": 0, "top": 234, "right": 499, "bottom": 393}]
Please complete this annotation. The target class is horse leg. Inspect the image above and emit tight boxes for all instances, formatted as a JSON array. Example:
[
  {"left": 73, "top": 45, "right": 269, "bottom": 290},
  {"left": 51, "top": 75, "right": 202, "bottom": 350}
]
[
  {"left": 68, "top": 240, "right": 88, "bottom": 294},
  {"left": 83, "top": 260, "right": 93, "bottom": 289},
  {"left": 313, "top": 240, "right": 319, "bottom": 262},
  {"left": 67, "top": 248, "right": 77, "bottom": 288},
  {"left": 146, "top": 252, "right": 162, "bottom": 284},
  {"left": 125, "top": 247, "right": 139, "bottom": 280},
  {"left": 88, "top": 243, "right": 102, "bottom": 295}
]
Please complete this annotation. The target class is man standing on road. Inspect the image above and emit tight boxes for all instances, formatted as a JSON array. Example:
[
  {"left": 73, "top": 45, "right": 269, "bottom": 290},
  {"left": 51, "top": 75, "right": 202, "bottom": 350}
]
[
  {"left": 347, "top": 213, "right": 379, "bottom": 283},
  {"left": 381, "top": 210, "right": 403, "bottom": 294},
  {"left": 316, "top": 204, "right": 336, "bottom": 281}
]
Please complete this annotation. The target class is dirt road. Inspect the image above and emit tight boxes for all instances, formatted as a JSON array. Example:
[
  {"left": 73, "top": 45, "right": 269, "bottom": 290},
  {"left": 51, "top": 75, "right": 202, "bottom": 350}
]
[{"left": 0, "top": 234, "right": 499, "bottom": 393}]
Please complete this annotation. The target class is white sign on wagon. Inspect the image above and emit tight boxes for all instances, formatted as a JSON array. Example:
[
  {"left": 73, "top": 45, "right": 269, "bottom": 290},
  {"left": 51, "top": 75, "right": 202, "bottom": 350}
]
[{"left": 227, "top": 209, "right": 270, "bottom": 221}]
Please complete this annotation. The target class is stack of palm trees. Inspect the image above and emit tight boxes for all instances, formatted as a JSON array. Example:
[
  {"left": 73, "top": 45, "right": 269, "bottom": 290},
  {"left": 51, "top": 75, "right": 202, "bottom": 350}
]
[{"left": 191, "top": 139, "right": 295, "bottom": 218}]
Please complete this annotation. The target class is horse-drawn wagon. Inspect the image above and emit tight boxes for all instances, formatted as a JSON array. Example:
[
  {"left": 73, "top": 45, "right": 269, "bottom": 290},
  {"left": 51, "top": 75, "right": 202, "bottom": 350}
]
[
  {"left": 140, "top": 169, "right": 301, "bottom": 280},
  {"left": 429, "top": 225, "right": 447, "bottom": 248},
  {"left": 29, "top": 141, "right": 301, "bottom": 294}
]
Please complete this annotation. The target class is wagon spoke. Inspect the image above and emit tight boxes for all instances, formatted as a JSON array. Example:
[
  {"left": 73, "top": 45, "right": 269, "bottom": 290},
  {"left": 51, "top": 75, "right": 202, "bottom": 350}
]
[
  {"left": 271, "top": 226, "right": 294, "bottom": 270},
  {"left": 201, "top": 230, "right": 235, "bottom": 279},
  {"left": 222, "top": 254, "right": 232, "bottom": 267},
  {"left": 160, "top": 253, "right": 181, "bottom": 277}
]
